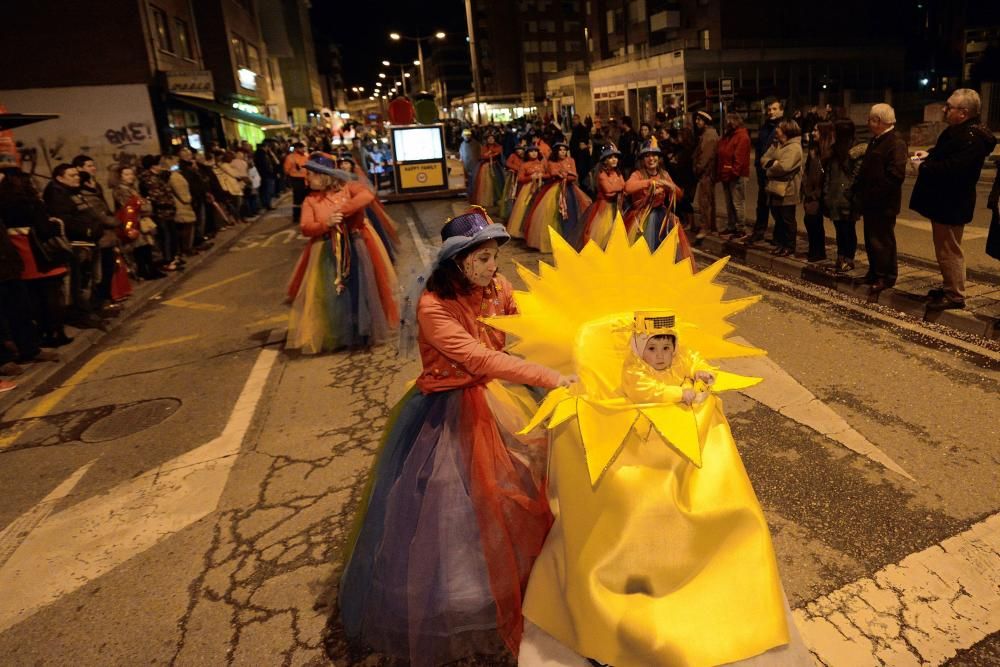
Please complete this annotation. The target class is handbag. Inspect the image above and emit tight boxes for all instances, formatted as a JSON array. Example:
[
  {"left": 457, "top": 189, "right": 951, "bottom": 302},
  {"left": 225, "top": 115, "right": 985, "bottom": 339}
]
[
  {"left": 986, "top": 208, "right": 1000, "bottom": 261},
  {"left": 765, "top": 178, "right": 789, "bottom": 197},
  {"left": 29, "top": 217, "right": 74, "bottom": 271}
]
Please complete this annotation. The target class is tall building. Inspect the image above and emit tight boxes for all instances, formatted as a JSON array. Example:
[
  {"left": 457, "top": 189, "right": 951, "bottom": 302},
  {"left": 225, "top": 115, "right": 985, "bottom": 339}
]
[
  {"left": 272, "top": 0, "right": 324, "bottom": 125},
  {"left": 0, "top": 0, "right": 290, "bottom": 178},
  {"left": 427, "top": 44, "right": 473, "bottom": 111},
  {"left": 454, "top": 0, "right": 590, "bottom": 120},
  {"left": 318, "top": 44, "right": 348, "bottom": 111},
  {"left": 571, "top": 0, "right": 908, "bottom": 128}
]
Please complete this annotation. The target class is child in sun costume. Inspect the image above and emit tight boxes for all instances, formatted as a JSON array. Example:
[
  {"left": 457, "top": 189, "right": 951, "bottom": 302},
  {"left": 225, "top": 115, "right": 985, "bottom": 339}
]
[{"left": 479, "top": 223, "right": 810, "bottom": 667}]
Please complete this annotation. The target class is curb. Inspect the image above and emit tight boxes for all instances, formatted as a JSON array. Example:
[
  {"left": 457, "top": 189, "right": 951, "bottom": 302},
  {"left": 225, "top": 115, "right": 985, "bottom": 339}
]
[
  {"left": 696, "top": 235, "right": 1000, "bottom": 341},
  {"left": 0, "top": 196, "right": 292, "bottom": 410}
]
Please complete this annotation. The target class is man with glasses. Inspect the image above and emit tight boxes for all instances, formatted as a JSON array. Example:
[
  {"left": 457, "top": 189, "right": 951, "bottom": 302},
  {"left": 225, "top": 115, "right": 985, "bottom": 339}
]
[{"left": 910, "top": 89, "right": 997, "bottom": 310}]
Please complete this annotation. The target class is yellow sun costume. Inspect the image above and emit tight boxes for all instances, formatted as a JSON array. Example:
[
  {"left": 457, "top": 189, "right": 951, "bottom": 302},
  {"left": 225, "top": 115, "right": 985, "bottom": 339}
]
[{"left": 484, "top": 222, "right": 796, "bottom": 667}]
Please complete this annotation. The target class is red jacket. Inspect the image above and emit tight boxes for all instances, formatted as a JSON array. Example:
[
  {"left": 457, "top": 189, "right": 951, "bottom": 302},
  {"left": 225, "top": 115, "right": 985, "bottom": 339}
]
[{"left": 716, "top": 127, "right": 751, "bottom": 182}]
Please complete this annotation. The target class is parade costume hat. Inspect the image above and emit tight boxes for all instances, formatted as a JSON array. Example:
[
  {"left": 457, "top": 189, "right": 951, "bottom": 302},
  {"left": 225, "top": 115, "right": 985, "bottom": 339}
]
[
  {"left": 524, "top": 144, "right": 541, "bottom": 157},
  {"left": 552, "top": 142, "right": 569, "bottom": 151},
  {"left": 305, "top": 153, "right": 354, "bottom": 181},
  {"left": 337, "top": 154, "right": 356, "bottom": 166},
  {"left": 435, "top": 205, "right": 510, "bottom": 268},
  {"left": 637, "top": 138, "right": 661, "bottom": 156},
  {"left": 600, "top": 143, "right": 622, "bottom": 161},
  {"left": 633, "top": 310, "right": 678, "bottom": 338},
  {"left": 696, "top": 110, "right": 714, "bottom": 124}
]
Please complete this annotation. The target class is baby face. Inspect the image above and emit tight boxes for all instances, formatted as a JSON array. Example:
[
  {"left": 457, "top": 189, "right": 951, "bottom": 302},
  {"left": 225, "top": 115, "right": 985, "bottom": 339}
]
[{"left": 641, "top": 335, "right": 675, "bottom": 371}]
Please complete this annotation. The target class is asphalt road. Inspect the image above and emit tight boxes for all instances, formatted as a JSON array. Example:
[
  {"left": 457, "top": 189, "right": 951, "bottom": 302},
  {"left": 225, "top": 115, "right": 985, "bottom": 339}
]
[{"left": 0, "top": 198, "right": 997, "bottom": 666}]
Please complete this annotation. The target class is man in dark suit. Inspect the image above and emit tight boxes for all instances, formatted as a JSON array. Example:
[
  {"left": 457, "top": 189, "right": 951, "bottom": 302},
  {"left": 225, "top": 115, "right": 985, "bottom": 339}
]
[
  {"left": 851, "top": 103, "right": 908, "bottom": 294},
  {"left": 910, "top": 89, "right": 997, "bottom": 310}
]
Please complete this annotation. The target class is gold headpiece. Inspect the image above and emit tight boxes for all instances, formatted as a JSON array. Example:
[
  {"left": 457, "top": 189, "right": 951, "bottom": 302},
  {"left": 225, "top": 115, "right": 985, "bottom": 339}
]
[{"left": 633, "top": 310, "right": 677, "bottom": 338}]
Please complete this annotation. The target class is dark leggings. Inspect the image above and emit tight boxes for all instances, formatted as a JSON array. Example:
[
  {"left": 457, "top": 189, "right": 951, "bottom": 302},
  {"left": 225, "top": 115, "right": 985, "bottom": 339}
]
[
  {"left": 769, "top": 205, "right": 797, "bottom": 250},
  {"left": 803, "top": 212, "right": 827, "bottom": 260},
  {"left": 833, "top": 218, "right": 858, "bottom": 260},
  {"left": 25, "top": 275, "right": 65, "bottom": 338}
]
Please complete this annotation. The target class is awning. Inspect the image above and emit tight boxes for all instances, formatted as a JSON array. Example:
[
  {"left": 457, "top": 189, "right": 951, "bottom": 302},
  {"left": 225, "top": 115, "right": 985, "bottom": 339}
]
[
  {"left": 169, "top": 94, "right": 288, "bottom": 128},
  {"left": 0, "top": 113, "right": 60, "bottom": 130}
]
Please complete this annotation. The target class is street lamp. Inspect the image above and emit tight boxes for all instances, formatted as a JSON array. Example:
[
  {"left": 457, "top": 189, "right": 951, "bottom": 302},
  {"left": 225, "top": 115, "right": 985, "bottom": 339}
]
[{"left": 387, "top": 30, "right": 446, "bottom": 91}]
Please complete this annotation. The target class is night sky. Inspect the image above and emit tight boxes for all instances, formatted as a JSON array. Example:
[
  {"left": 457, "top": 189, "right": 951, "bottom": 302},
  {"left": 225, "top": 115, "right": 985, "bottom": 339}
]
[{"left": 310, "top": 0, "right": 470, "bottom": 93}]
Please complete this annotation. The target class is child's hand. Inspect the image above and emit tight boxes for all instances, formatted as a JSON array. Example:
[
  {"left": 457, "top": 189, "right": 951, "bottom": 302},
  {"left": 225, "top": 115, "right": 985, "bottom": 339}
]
[
  {"left": 556, "top": 374, "right": 579, "bottom": 388},
  {"left": 681, "top": 389, "right": 696, "bottom": 405},
  {"left": 326, "top": 211, "right": 344, "bottom": 228},
  {"left": 694, "top": 370, "right": 715, "bottom": 386}
]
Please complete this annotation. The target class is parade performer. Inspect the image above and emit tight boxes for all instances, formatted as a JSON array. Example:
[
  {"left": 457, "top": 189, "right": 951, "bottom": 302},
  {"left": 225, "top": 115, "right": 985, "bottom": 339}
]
[
  {"left": 507, "top": 144, "right": 546, "bottom": 239},
  {"left": 476, "top": 224, "right": 809, "bottom": 667},
  {"left": 624, "top": 139, "right": 693, "bottom": 259},
  {"left": 286, "top": 154, "right": 399, "bottom": 354},
  {"left": 578, "top": 143, "right": 624, "bottom": 249},
  {"left": 470, "top": 133, "right": 505, "bottom": 208},
  {"left": 336, "top": 154, "right": 401, "bottom": 261},
  {"left": 522, "top": 143, "right": 592, "bottom": 252},
  {"left": 499, "top": 141, "right": 526, "bottom": 220},
  {"left": 338, "top": 206, "right": 575, "bottom": 667}
]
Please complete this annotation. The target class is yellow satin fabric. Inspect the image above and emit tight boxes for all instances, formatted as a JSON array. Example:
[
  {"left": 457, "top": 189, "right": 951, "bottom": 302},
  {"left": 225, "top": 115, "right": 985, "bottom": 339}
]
[{"left": 522, "top": 394, "right": 790, "bottom": 667}]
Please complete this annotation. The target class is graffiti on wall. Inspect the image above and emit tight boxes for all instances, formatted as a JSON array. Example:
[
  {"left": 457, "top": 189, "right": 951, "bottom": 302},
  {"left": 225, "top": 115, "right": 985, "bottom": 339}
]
[{"left": 104, "top": 122, "right": 153, "bottom": 149}]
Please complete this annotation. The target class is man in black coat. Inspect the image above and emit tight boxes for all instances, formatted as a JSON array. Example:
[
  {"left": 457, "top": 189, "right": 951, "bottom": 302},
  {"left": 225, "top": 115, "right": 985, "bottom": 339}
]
[
  {"left": 910, "top": 89, "right": 998, "bottom": 310},
  {"left": 618, "top": 116, "right": 639, "bottom": 175},
  {"left": 852, "top": 103, "right": 908, "bottom": 293}
]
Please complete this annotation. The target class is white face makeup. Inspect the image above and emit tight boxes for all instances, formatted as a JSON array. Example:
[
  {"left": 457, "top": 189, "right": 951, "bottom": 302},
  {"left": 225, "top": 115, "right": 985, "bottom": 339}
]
[
  {"left": 641, "top": 336, "right": 675, "bottom": 371},
  {"left": 460, "top": 239, "right": 500, "bottom": 287}
]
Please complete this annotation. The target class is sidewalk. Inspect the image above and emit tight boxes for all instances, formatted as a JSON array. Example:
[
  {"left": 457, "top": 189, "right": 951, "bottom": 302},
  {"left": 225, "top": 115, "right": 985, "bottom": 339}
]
[
  {"left": 695, "top": 233, "right": 1000, "bottom": 341},
  {"left": 0, "top": 196, "right": 291, "bottom": 411}
]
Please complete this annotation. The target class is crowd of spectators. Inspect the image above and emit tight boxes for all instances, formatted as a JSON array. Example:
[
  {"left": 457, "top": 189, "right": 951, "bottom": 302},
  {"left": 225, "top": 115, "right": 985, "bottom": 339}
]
[{"left": 0, "top": 136, "right": 299, "bottom": 393}]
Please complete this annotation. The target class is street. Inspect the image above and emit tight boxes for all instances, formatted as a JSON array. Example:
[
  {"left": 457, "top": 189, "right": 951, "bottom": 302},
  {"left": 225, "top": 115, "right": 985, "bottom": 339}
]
[{"left": 0, "top": 199, "right": 998, "bottom": 667}]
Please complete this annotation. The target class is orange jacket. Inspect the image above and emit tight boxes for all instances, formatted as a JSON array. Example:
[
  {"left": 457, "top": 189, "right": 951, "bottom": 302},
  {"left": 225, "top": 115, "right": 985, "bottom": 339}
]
[
  {"left": 597, "top": 169, "right": 625, "bottom": 200},
  {"left": 480, "top": 143, "right": 502, "bottom": 162},
  {"left": 545, "top": 157, "right": 577, "bottom": 182},
  {"left": 284, "top": 151, "right": 308, "bottom": 179},
  {"left": 517, "top": 160, "right": 547, "bottom": 185},
  {"left": 505, "top": 153, "right": 523, "bottom": 172},
  {"left": 300, "top": 181, "right": 374, "bottom": 238},
  {"left": 415, "top": 274, "right": 560, "bottom": 393}
]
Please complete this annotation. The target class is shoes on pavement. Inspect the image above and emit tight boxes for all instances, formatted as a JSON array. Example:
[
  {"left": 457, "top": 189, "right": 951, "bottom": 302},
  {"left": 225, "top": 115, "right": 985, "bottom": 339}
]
[
  {"left": 0, "top": 379, "right": 15, "bottom": 393},
  {"left": 0, "top": 362, "right": 25, "bottom": 376},
  {"left": 927, "top": 287, "right": 945, "bottom": 299},
  {"left": 40, "top": 332, "right": 74, "bottom": 348},
  {"left": 807, "top": 255, "right": 828, "bottom": 263},
  {"left": 868, "top": 279, "right": 890, "bottom": 296},
  {"left": 736, "top": 234, "right": 760, "bottom": 244},
  {"left": 926, "top": 296, "right": 965, "bottom": 311},
  {"left": 28, "top": 349, "right": 60, "bottom": 363}
]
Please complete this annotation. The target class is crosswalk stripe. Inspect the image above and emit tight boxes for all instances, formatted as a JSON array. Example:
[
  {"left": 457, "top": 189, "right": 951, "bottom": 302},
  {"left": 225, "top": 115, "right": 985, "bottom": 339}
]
[{"left": 795, "top": 512, "right": 1000, "bottom": 666}]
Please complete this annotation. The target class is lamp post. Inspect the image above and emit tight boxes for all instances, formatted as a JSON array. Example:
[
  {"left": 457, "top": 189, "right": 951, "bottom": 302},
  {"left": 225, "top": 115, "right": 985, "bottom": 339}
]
[
  {"left": 389, "top": 30, "right": 446, "bottom": 92},
  {"left": 462, "top": 0, "right": 482, "bottom": 124},
  {"left": 381, "top": 60, "right": 417, "bottom": 97}
]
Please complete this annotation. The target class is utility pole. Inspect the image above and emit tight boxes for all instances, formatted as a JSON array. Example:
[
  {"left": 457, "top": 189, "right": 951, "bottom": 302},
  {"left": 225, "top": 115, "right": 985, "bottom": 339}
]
[
  {"left": 417, "top": 40, "right": 427, "bottom": 91},
  {"left": 464, "top": 0, "right": 482, "bottom": 124}
]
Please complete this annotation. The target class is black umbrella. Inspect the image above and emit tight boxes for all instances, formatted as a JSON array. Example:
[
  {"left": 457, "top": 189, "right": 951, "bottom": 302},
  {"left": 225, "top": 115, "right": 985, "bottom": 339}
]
[{"left": 0, "top": 113, "right": 60, "bottom": 131}]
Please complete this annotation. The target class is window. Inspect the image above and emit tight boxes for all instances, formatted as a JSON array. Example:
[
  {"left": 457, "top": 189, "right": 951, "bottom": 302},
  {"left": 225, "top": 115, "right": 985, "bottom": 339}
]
[
  {"left": 151, "top": 6, "right": 173, "bottom": 53},
  {"left": 231, "top": 34, "right": 247, "bottom": 68},
  {"left": 542, "top": 61, "right": 559, "bottom": 73},
  {"left": 525, "top": 62, "right": 541, "bottom": 73},
  {"left": 524, "top": 41, "right": 539, "bottom": 53},
  {"left": 699, "top": 29, "right": 710, "bottom": 49},
  {"left": 606, "top": 10, "right": 615, "bottom": 33},
  {"left": 540, "top": 41, "right": 557, "bottom": 52},
  {"left": 527, "top": 21, "right": 537, "bottom": 33},
  {"left": 247, "top": 43, "right": 261, "bottom": 74},
  {"left": 174, "top": 18, "right": 193, "bottom": 59},
  {"left": 267, "top": 59, "right": 277, "bottom": 91},
  {"left": 628, "top": 0, "right": 647, "bottom": 23},
  {"left": 565, "top": 40, "right": 582, "bottom": 53},
  {"left": 540, "top": 20, "right": 556, "bottom": 32}
]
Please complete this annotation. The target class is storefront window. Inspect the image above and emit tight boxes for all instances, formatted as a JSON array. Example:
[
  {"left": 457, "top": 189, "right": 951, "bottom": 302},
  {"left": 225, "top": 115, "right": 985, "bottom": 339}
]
[
  {"left": 638, "top": 85, "right": 657, "bottom": 124},
  {"left": 151, "top": 6, "right": 173, "bottom": 53},
  {"left": 174, "top": 18, "right": 193, "bottom": 59}
]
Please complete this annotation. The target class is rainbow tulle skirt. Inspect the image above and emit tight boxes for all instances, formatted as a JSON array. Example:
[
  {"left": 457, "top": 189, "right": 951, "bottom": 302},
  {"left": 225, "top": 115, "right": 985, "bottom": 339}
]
[
  {"left": 339, "top": 382, "right": 551, "bottom": 666},
  {"left": 522, "top": 181, "right": 592, "bottom": 253},
  {"left": 470, "top": 161, "right": 505, "bottom": 208}
]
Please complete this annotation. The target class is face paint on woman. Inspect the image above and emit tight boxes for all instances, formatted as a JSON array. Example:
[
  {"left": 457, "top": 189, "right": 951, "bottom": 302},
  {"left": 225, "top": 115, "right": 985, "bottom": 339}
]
[{"left": 460, "top": 240, "right": 500, "bottom": 287}]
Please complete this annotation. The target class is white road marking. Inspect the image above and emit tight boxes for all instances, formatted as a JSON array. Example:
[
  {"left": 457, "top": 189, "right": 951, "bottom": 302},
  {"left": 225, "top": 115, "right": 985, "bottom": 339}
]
[
  {"left": 0, "top": 347, "right": 279, "bottom": 633},
  {"left": 721, "top": 336, "right": 915, "bottom": 481},
  {"left": 0, "top": 460, "right": 95, "bottom": 569},
  {"left": 795, "top": 511, "right": 1000, "bottom": 666},
  {"left": 407, "top": 216, "right": 433, "bottom": 269}
]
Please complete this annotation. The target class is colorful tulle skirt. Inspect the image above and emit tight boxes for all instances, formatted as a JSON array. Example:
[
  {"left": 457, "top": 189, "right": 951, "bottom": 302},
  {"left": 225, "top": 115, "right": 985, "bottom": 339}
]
[
  {"left": 365, "top": 200, "right": 401, "bottom": 263},
  {"left": 623, "top": 204, "right": 695, "bottom": 264},
  {"left": 523, "top": 181, "right": 592, "bottom": 253},
  {"left": 339, "top": 381, "right": 551, "bottom": 667},
  {"left": 470, "top": 161, "right": 505, "bottom": 208},
  {"left": 498, "top": 171, "right": 518, "bottom": 220},
  {"left": 286, "top": 222, "right": 399, "bottom": 354},
  {"left": 578, "top": 197, "right": 619, "bottom": 250},
  {"left": 506, "top": 182, "right": 537, "bottom": 239}
]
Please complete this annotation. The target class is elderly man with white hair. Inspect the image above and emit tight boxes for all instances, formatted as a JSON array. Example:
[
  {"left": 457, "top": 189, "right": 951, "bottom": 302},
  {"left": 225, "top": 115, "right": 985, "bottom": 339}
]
[
  {"left": 850, "top": 102, "right": 908, "bottom": 294},
  {"left": 909, "top": 88, "right": 997, "bottom": 310}
]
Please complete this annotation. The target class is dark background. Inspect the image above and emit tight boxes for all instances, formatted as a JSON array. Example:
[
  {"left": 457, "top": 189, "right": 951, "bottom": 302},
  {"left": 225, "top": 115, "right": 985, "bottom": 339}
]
[{"left": 310, "top": 0, "right": 470, "bottom": 91}]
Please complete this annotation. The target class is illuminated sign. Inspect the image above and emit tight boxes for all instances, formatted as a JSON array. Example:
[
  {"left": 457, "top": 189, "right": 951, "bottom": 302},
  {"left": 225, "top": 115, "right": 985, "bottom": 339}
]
[
  {"left": 399, "top": 162, "right": 445, "bottom": 189},
  {"left": 232, "top": 102, "right": 261, "bottom": 114},
  {"left": 238, "top": 68, "right": 257, "bottom": 91},
  {"left": 390, "top": 124, "right": 450, "bottom": 195}
]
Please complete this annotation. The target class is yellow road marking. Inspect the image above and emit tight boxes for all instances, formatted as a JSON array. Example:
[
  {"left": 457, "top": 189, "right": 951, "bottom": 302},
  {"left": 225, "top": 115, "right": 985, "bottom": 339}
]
[
  {"left": 0, "top": 335, "right": 198, "bottom": 449},
  {"left": 163, "top": 269, "right": 260, "bottom": 312},
  {"left": 248, "top": 314, "right": 288, "bottom": 327}
]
